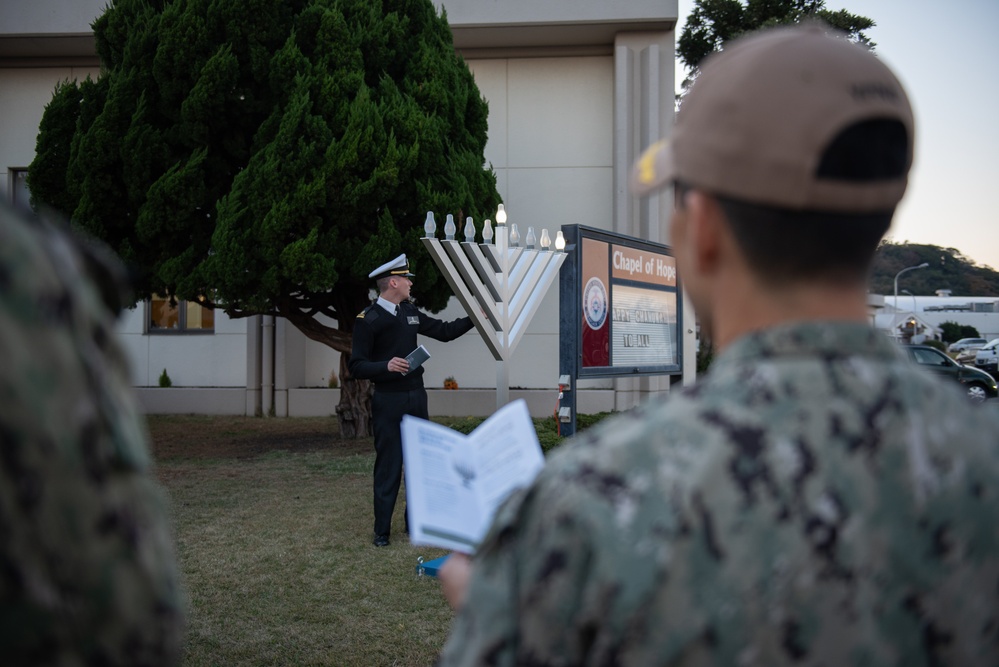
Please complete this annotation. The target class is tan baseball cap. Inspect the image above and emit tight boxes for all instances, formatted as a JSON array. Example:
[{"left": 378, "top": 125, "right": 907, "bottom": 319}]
[{"left": 630, "top": 24, "right": 914, "bottom": 213}]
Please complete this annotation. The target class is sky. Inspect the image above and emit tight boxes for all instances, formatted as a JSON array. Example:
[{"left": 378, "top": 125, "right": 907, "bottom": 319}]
[{"left": 675, "top": 0, "right": 999, "bottom": 270}]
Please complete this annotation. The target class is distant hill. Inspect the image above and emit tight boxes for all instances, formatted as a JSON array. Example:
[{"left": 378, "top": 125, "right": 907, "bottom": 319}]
[{"left": 869, "top": 242, "right": 999, "bottom": 296}]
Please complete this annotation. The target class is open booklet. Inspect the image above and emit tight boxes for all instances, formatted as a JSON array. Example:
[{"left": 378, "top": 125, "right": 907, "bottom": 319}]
[{"left": 401, "top": 399, "right": 545, "bottom": 553}]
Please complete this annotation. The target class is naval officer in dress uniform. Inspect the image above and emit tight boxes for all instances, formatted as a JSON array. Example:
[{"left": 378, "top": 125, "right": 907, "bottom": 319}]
[{"left": 349, "top": 254, "right": 474, "bottom": 547}]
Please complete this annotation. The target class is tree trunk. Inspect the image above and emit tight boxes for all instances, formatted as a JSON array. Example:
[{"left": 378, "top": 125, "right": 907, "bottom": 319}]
[
  {"left": 274, "top": 292, "right": 375, "bottom": 439},
  {"left": 336, "top": 354, "right": 372, "bottom": 439}
]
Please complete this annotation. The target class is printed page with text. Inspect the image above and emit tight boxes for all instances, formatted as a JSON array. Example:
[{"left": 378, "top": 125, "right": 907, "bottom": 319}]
[{"left": 401, "top": 399, "right": 544, "bottom": 553}]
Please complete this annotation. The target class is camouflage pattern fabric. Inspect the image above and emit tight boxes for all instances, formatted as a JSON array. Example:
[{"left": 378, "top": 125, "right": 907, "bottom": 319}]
[
  {"left": 438, "top": 322, "right": 999, "bottom": 666},
  {"left": 0, "top": 205, "right": 184, "bottom": 665}
]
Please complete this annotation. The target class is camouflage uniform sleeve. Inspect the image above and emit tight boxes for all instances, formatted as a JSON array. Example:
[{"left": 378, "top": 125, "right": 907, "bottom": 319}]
[
  {"left": 437, "top": 467, "right": 599, "bottom": 666},
  {"left": 0, "top": 207, "right": 184, "bottom": 665}
]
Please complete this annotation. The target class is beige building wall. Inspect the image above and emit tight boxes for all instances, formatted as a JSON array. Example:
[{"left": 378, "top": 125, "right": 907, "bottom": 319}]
[
  {"left": 0, "top": 0, "right": 107, "bottom": 34},
  {"left": 0, "top": 66, "right": 99, "bottom": 201}
]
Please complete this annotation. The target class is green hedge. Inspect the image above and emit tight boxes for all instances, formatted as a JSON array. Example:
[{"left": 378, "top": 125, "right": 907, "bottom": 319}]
[{"left": 435, "top": 411, "right": 616, "bottom": 455}]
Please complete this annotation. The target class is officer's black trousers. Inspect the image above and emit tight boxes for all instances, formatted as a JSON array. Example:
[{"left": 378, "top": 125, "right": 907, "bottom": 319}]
[{"left": 371, "top": 388, "right": 428, "bottom": 538}]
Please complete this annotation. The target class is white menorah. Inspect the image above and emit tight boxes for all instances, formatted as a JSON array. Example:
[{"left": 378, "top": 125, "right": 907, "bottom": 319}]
[{"left": 421, "top": 205, "right": 566, "bottom": 409}]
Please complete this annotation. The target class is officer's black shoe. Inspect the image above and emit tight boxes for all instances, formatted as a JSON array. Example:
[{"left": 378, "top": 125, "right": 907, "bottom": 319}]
[{"left": 373, "top": 535, "right": 390, "bottom": 547}]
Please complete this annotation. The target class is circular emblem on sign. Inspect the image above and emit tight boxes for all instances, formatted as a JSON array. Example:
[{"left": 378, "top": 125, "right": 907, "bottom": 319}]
[{"left": 583, "top": 277, "right": 608, "bottom": 330}]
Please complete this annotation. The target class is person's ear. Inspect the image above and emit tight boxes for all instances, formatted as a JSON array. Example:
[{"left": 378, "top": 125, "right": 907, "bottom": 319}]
[{"left": 685, "top": 191, "right": 724, "bottom": 275}]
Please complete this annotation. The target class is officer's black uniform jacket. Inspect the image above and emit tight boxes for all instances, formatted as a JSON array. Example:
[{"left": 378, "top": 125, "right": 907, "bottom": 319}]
[{"left": 348, "top": 301, "right": 473, "bottom": 391}]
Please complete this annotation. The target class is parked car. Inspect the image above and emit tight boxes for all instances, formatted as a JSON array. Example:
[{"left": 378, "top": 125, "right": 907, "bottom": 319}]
[
  {"left": 955, "top": 347, "right": 981, "bottom": 364},
  {"left": 902, "top": 344, "right": 998, "bottom": 403},
  {"left": 947, "top": 337, "right": 987, "bottom": 353},
  {"left": 974, "top": 338, "right": 999, "bottom": 379}
]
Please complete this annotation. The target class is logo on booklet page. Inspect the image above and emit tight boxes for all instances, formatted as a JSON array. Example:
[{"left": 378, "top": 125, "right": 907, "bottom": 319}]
[{"left": 583, "top": 277, "right": 608, "bottom": 330}]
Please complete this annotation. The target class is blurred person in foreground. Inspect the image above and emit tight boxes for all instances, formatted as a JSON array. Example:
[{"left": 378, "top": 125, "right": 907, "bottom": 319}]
[
  {"left": 436, "top": 24, "right": 999, "bottom": 666},
  {"left": 0, "top": 202, "right": 184, "bottom": 665}
]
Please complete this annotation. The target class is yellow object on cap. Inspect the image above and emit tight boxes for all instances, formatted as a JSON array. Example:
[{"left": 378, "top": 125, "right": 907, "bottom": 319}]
[
  {"left": 630, "top": 24, "right": 914, "bottom": 213},
  {"left": 368, "top": 254, "right": 415, "bottom": 280}
]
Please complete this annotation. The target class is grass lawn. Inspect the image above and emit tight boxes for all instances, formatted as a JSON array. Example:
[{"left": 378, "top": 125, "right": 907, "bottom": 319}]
[{"left": 150, "top": 416, "right": 454, "bottom": 667}]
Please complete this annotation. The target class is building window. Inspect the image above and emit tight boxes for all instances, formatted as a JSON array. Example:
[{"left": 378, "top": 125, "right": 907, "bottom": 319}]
[
  {"left": 9, "top": 168, "right": 31, "bottom": 214},
  {"left": 148, "top": 295, "right": 215, "bottom": 333}
]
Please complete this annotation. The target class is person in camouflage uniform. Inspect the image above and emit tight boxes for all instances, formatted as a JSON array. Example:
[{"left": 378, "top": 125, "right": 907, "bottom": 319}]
[
  {"left": 0, "top": 202, "right": 184, "bottom": 665},
  {"left": 437, "top": 25, "right": 999, "bottom": 666}
]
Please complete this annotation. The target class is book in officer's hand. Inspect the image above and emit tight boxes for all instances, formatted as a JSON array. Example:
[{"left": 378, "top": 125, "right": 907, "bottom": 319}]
[
  {"left": 402, "top": 344, "right": 430, "bottom": 375},
  {"left": 401, "top": 399, "right": 545, "bottom": 553}
]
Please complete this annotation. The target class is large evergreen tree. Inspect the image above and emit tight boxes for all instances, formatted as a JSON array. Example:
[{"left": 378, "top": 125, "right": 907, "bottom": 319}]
[
  {"left": 677, "top": 0, "right": 876, "bottom": 92},
  {"left": 30, "top": 0, "right": 499, "bottom": 435}
]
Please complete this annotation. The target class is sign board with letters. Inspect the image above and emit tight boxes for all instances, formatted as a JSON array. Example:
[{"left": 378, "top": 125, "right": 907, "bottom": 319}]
[
  {"left": 558, "top": 225, "right": 683, "bottom": 434},
  {"left": 562, "top": 225, "right": 681, "bottom": 377}
]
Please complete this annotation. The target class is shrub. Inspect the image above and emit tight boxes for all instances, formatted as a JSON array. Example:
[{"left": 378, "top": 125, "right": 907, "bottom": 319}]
[
  {"left": 576, "top": 411, "right": 615, "bottom": 430},
  {"left": 158, "top": 369, "right": 172, "bottom": 388},
  {"left": 441, "top": 416, "right": 482, "bottom": 435},
  {"left": 534, "top": 415, "right": 562, "bottom": 454},
  {"left": 940, "top": 321, "right": 980, "bottom": 343},
  {"left": 434, "top": 411, "right": 614, "bottom": 456},
  {"left": 697, "top": 338, "right": 714, "bottom": 374}
]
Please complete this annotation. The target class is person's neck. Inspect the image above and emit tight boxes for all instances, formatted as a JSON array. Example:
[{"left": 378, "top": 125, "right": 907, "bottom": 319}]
[{"left": 709, "top": 277, "right": 870, "bottom": 351}]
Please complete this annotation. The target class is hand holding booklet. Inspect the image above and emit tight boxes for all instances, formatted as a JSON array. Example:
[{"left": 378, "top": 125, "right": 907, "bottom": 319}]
[
  {"left": 402, "top": 344, "right": 430, "bottom": 375},
  {"left": 401, "top": 399, "right": 544, "bottom": 553}
]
